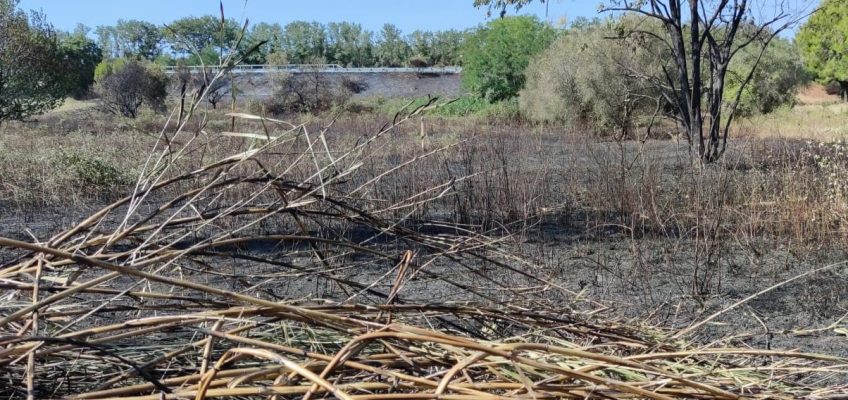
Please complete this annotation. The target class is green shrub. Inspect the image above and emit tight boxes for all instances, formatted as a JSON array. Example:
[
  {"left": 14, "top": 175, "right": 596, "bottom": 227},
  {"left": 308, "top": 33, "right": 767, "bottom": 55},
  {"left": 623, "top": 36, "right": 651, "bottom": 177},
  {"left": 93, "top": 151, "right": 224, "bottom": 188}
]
[
  {"left": 0, "top": 0, "right": 68, "bottom": 124},
  {"left": 94, "top": 58, "right": 128, "bottom": 83},
  {"left": 726, "top": 37, "right": 810, "bottom": 116},
  {"left": 408, "top": 55, "right": 430, "bottom": 68},
  {"left": 433, "top": 96, "right": 519, "bottom": 119},
  {"left": 59, "top": 33, "right": 103, "bottom": 99},
  {"left": 461, "top": 16, "right": 555, "bottom": 102},
  {"left": 520, "top": 17, "right": 664, "bottom": 136},
  {"left": 56, "top": 150, "right": 133, "bottom": 187}
]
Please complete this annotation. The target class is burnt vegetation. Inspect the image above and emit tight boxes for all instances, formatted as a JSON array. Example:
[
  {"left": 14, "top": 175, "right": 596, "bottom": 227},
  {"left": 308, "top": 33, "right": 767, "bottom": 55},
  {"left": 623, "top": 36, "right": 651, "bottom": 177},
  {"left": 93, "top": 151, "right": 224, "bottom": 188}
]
[{"left": 2, "top": 1, "right": 848, "bottom": 399}]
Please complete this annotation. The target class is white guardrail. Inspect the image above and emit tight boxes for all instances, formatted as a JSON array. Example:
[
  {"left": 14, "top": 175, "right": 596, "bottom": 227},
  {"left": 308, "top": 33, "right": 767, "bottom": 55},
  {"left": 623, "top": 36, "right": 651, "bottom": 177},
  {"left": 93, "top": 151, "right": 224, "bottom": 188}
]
[{"left": 162, "top": 64, "right": 462, "bottom": 74}]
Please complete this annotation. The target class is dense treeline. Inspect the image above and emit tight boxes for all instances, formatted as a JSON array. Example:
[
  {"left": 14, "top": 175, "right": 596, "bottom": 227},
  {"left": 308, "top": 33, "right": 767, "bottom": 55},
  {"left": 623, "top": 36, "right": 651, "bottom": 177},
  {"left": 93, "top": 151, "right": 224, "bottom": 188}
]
[
  {"left": 3, "top": 0, "right": 847, "bottom": 130},
  {"left": 93, "top": 18, "right": 468, "bottom": 67}
]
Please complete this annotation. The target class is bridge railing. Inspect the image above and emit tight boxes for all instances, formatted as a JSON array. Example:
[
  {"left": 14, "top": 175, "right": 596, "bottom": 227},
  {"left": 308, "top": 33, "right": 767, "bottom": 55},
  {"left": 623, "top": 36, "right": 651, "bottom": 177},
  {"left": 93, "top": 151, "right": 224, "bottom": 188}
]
[{"left": 162, "top": 64, "right": 462, "bottom": 75}]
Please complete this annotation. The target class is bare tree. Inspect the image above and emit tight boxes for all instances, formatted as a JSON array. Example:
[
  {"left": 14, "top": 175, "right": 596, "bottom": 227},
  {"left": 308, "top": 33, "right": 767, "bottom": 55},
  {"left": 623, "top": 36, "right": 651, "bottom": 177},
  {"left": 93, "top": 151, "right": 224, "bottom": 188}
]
[
  {"left": 265, "top": 67, "right": 354, "bottom": 114},
  {"left": 205, "top": 77, "right": 232, "bottom": 109},
  {"left": 602, "top": 0, "right": 813, "bottom": 163}
]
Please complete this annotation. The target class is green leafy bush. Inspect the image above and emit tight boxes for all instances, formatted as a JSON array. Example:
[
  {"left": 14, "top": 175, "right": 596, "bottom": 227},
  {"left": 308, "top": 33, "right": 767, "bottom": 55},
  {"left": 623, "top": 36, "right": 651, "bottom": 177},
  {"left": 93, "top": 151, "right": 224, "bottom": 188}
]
[
  {"left": 56, "top": 150, "right": 133, "bottom": 187},
  {"left": 461, "top": 16, "right": 555, "bottom": 102},
  {"left": 0, "top": 0, "right": 68, "bottom": 124},
  {"left": 520, "top": 18, "right": 664, "bottom": 136},
  {"left": 59, "top": 32, "right": 103, "bottom": 99},
  {"left": 725, "top": 36, "right": 809, "bottom": 116}
]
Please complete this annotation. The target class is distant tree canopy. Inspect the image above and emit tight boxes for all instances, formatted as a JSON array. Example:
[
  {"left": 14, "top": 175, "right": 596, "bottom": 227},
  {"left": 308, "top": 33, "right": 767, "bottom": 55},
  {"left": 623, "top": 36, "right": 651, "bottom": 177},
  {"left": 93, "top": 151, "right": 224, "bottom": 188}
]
[
  {"left": 163, "top": 15, "right": 241, "bottom": 59},
  {"left": 243, "top": 22, "right": 284, "bottom": 64},
  {"left": 375, "top": 24, "right": 410, "bottom": 67},
  {"left": 461, "top": 16, "right": 555, "bottom": 102},
  {"left": 92, "top": 18, "right": 469, "bottom": 68},
  {"left": 326, "top": 22, "right": 374, "bottom": 67},
  {"left": 797, "top": 0, "right": 848, "bottom": 101},
  {"left": 0, "top": 0, "right": 67, "bottom": 124},
  {"left": 96, "top": 19, "right": 163, "bottom": 60}
]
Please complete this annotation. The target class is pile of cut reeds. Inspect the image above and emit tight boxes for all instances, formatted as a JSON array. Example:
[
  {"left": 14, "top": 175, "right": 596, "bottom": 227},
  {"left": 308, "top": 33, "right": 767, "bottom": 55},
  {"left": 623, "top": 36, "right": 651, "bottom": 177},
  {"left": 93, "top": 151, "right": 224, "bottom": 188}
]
[{"left": 1, "top": 65, "right": 847, "bottom": 400}]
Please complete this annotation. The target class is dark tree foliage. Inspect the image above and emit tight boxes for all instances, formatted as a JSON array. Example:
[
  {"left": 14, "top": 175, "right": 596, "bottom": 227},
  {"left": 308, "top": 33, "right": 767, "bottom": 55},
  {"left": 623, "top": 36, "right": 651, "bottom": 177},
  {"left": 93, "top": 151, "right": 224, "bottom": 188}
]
[
  {"left": 280, "top": 21, "right": 328, "bottom": 64},
  {"left": 375, "top": 23, "right": 410, "bottom": 67},
  {"left": 164, "top": 15, "right": 241, "bottom": 58},
  {"left": 0, "top": 0, "right": 67, "bottom": 124},
  {"left": 59, "top": 33, "right": 103, "bottom": 99},
  {"left": 100, "top": 15, "right": 470, "bottom": 68},
  {"left": 243, "top": 22, "right": 284, "bottom": 64},
  {"left": 326, "top": 22, "right": 374, "bottom": 67}
]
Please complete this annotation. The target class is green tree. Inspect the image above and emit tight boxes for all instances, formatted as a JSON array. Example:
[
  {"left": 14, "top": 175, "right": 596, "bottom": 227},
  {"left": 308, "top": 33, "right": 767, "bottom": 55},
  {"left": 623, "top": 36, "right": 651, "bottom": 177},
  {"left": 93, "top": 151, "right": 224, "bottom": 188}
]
[
  {"left": 461, "top": 16, "right": 555, "bottom": 102},
  {"left": 281, "top": 21, "right": 327, "bottom": 64},
  {"left": 58, "top": 32, "right": 103, "bottom": 99},
  {"left": 326, "top": 22, "right": 373, "bottom": 67},
  {"left": 0, "top": 0, "right": 67, "bottom": 124},
  {"left": 164, "top": 15, "right": 240, "bottom": 58},
  {"left": 430, "top": 30, "right": 466, "bottom": 66},
  {"left": 473, "top": 0, "right": 537, "bottom": 17},
  {"left": 797, "top": 0, "right": 848, "bottom": 101},
  {"left": 96, "top": 19, "right": 162, "bottom": 60},
  {"left": 375, "top": 24, "right": 409, "bottom": 67},
  {"left": 407, "top": 30, "right": 434, "bottom": 63},
  {"left": 245, "top": 22, "right": 284, "bottom": 64},
  {"left": 480, "top": 0, "right": 810, "bottom": 162}
]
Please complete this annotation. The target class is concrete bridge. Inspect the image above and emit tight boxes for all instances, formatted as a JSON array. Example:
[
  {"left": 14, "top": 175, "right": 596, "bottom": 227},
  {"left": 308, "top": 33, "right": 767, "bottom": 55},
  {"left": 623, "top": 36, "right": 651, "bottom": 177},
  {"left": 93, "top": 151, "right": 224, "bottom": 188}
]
[{"left": 163, "top": 64, "right": 462, "bottom": 75}]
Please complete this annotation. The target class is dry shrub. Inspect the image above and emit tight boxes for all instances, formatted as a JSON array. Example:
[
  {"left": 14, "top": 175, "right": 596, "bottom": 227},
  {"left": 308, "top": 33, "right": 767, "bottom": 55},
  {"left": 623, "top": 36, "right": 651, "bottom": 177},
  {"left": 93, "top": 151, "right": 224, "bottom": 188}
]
[
  {"left": 96, "top": 60, "right": 168, "bottom": 118},
  {"left": 264, "top": 71, "right": 355, "bottom": 115}
]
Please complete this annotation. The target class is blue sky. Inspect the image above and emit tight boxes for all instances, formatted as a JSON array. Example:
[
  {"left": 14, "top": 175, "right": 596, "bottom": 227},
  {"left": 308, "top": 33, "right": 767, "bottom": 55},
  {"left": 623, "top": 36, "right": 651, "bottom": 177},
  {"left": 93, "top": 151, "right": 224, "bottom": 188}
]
[{"left": 17, "top": 0, "right": 601, "bottom": 33}]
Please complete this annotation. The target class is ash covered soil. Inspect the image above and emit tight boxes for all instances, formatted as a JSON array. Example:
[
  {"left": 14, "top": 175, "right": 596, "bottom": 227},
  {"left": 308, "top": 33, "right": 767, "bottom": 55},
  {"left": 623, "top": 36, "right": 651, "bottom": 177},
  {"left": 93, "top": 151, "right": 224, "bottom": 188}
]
[{"left": 2, "top": 201, "right": 847, "bottom": 360}]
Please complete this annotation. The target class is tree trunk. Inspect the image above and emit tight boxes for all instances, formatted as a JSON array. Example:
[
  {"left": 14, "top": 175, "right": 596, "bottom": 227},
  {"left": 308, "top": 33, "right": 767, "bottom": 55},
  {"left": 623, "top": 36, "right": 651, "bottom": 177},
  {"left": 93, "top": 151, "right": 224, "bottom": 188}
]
[
  {"left": 841, "top": 81, "right": 848, "bottom": 103},
  {"left": 689, "top": 0, "right": 704, "bottom": 161}
]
